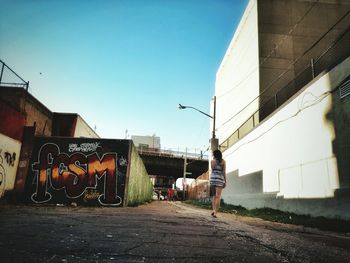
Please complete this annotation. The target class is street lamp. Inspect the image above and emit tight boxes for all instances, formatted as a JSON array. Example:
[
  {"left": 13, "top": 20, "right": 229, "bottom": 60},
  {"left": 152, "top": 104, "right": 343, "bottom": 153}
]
[
  {"left": 178, "top": 96, "right": 218, "bottom": 200},
  {"left": 178, "top": 96, "right": 218, "bottom": 151}
]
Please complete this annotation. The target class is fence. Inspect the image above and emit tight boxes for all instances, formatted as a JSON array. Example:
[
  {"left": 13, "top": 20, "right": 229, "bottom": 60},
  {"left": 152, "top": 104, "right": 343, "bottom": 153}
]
[
  {"left": 137, "top": 147, "right": 209, "bottom": 160},
  {"left": 0, "top": 60, "right": 29, "bottom": 90}
]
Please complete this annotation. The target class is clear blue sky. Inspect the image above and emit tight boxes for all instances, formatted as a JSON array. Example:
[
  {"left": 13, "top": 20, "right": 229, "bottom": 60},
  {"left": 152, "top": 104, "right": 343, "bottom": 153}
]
[{"left": 0, "top": 0, "right": 247, "bottom": 154}]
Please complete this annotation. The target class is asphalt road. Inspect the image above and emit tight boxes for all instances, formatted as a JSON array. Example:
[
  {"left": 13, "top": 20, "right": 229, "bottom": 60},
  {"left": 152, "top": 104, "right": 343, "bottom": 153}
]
[{"left": 0, "top": 201, "right": 349, "bottom": 263}]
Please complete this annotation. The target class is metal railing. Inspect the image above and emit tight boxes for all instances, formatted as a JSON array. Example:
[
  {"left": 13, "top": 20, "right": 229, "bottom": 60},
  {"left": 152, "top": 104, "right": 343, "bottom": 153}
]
[
  {"left": 0, "top": 59, "right": 29, "bottom": 90},
  {"left": 137, "top": 147, "right": 209, "bottom": 160},
  {"left": 220, "top": 15, "right": 350, "bottom": 152}
]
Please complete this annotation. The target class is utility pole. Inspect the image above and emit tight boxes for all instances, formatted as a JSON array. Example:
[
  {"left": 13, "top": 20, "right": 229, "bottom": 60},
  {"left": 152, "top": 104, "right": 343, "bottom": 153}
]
[
  {"left": 183, "top": 148, "right": 187, "bottom": 200},
  {"left": 210, "top": 96, "right": 218, "bottom": 151},
  {"left": 178, "top": 96, "right": 218, "bottom": 152}
]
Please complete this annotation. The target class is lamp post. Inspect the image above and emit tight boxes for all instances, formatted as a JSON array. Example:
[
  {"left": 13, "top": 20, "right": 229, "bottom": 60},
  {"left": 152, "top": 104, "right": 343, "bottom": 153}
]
[
  {"left": 178, "top": 96, "right": 218, "bottom": 151},
  {"left": 178, "top": 96, "right": 218, "bottom": 200}
]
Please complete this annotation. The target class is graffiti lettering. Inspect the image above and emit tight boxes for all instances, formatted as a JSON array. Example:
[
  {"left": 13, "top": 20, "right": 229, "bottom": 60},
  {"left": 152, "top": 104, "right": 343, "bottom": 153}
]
[
  {"left": 0, "top": 153, "right": 5, "bottom": 197},
  {"left": 68, "top": 142, "right": 101, "bottom": 153},
  {"left": 31, "top": 143, "right": 122, "bottom": 206},
  {"left": 83, "top": 189, "right": 100, "bottom": 202},
  {"left": 4, "top": 151, "right": 16, "bottom": 166},
  {"left": 0, "top": 165, "right": 4, "bottom": 197}
]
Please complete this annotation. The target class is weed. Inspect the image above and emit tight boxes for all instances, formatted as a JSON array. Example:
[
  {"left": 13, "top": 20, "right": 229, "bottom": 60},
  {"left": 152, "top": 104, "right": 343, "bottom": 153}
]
[{"left": 184, "top": 200, "right": 350, "bottom": 233}]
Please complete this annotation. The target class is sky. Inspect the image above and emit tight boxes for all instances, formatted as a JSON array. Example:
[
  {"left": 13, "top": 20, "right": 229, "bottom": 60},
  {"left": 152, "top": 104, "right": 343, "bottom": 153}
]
[{"left": 0, "top": 0, "right": 247, "bottom": 154}]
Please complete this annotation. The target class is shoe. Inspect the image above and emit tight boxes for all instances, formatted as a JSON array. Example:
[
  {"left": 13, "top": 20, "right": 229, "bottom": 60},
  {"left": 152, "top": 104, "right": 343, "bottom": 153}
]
[{"left": 211, "top": 212, "right": 217, "bottom": 218}]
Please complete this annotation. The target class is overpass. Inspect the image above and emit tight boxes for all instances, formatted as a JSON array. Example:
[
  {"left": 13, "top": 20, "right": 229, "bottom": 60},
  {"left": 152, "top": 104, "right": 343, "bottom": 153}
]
[{"left": 138, "top": 149, "right": 209, "bottom": 180}]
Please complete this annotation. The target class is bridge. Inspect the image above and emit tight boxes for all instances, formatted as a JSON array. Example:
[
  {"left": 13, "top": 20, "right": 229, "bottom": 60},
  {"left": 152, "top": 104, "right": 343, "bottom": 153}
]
[{"left": 138, "top": 148, "right": 209, "bottom": 180}]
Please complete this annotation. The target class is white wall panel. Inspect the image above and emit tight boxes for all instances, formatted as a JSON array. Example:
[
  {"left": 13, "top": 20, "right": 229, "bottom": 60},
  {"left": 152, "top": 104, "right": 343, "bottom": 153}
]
[
  {"left": 0, "top": 134, "right": 21, "bottom": 197},
  {"left": 215, "top": 0, "right": 260, "bottom": 141},
  {"left": 222, "top": 57, "right": 350, "bottom": 200}
]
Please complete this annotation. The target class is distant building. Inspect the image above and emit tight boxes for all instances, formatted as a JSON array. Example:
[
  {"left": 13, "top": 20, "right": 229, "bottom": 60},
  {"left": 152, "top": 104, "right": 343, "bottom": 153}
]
[
  {"left": 131, "top": 134, "right": 167, "bottom": 191},
  {"left": 0, "top": 87, "right": 98, "bottom": 139},
  {"left": 0, "top": 86, "right": 52, "bottom": 137},
  {"left": 131, "top": 135, "right": 160, "bottom": 151},
  {"left": 215, "top": 0, "right": 350, "bottom": 219}
]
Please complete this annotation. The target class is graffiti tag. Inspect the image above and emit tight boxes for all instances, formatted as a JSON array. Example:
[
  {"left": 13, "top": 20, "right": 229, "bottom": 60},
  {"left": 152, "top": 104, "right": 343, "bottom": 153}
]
[
  {"left": 68, "top": 142, "right": 101, "bottom": 153},
  {"left": 4, "top": 151, "right": 16, "bottom": 167},
  {"left": 31, "top": 143, "right": 122, "bottom": 206},
  {"left": 83, "top": 189, "right": 100, "bottom": 202},
  {"left": 119, "top": 156, "right": 128, "bottom": 166},
  {"left": 0, "top": 153, "right": 5, "bottom": 197}
]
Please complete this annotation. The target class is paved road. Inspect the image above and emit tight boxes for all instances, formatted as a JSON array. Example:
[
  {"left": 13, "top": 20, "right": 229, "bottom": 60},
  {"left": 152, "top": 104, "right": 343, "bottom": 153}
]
[{"left": 0, "top": 201, "right": 349, "bottom": 262}]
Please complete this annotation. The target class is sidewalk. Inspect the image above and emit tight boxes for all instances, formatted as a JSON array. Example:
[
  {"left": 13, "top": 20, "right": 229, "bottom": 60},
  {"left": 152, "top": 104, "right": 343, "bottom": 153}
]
[{"left": 0, "top": 201, "right": 349, "bottom": 262}]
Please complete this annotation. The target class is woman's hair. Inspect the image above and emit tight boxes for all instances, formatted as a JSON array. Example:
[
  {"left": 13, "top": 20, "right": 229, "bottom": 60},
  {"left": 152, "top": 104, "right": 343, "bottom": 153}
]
[{"left": 213, "top": 149, "right": 222, "bottom": 162}]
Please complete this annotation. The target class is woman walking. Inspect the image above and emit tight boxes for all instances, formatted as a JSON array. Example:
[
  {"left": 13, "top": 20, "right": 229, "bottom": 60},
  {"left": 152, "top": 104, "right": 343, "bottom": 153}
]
[{"left": 210, "top": 149, "right": 226, "bottom": 218}]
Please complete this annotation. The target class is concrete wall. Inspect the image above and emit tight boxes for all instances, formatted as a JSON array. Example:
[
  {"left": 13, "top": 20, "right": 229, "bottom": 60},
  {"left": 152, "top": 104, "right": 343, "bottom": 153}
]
[
  {"left": 52, "top": 113, "right": 77, "bottom": 137},
  {"left": 330, "top": 77, "right": 350, "bottom": 191},
  {"left": 24, "top": 96, "right": 52, "bottom": 136},
  {"left": 0, "top": 87, "right": 52, "bottom": 136},
  {"left": 221, "top": 57, "right": 350, "bottom": 219},
  {"left": 0, "top": 99, "right": 26, "bottom": 141},
  {"left": 215, "top": 0, "right": 260, "bottom": 143},
  {"left": 25, "top": 137, "right": 130, "bottom": 206},
  {"left": 52, "top": 113, "right": 99, "bottom": 138},
  {"left": 74, "top": 115, "right": 99, "bottom": 138},
  {"left": 0, "top": 134, "right": 21, "bottom": 197},
  {"left": 124, "top": 142, "right": 153, "bottom": 206}
]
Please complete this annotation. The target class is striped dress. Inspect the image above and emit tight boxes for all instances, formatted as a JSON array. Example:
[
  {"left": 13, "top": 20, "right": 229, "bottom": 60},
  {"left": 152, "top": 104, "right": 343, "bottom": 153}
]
[{"left": 210, "top": 160, "right": 225, "bottom": 187}]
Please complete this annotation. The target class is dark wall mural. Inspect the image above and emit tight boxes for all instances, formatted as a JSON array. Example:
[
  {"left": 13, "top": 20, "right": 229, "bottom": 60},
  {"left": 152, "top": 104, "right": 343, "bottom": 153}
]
[{"left": 26, "top": 137, "right": 130, "bottom": 206}]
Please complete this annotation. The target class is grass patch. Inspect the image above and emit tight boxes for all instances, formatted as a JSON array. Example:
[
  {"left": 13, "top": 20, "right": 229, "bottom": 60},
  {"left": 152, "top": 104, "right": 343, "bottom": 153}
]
[{"left": 184, "top": 200, "right": 350, "bottom": 233}]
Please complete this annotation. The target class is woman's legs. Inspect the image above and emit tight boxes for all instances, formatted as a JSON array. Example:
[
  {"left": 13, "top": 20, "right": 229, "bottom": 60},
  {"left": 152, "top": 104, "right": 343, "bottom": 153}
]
[
  {"left": 211, "top": 186, "right": 216, "bottom": 215},
  {"left": 214, "top": 187, "right": 223, "bottom": 215},
  {"left": 211, "top": 187, "right": 223, "bottom": 217},
  {"left": 211, "top": 197, "right": 215, "bottom": 215}
]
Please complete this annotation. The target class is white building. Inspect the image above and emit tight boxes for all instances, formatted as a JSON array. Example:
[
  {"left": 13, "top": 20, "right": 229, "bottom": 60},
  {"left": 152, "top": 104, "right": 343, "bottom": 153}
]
[{"left": 215, "top": 0, "right": 350, "bottom": 219}]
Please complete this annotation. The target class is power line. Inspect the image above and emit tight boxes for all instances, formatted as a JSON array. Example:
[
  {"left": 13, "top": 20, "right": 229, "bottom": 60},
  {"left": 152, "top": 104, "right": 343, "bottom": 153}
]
[
  {"left": 224, "top": 90, "right": 331, "bottom": 158},
  {"left": 217, "top": 3, "right": 349, "bottom": 133},
  {"left": 215, "top": 0, "right": 318, "bottom": 100}
]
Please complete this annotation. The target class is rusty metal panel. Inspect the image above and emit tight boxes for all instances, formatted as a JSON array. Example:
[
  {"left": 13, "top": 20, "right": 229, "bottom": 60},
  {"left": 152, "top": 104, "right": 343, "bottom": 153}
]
[{"left": 0, "top": 99, "right": 26, "bottom": 141}]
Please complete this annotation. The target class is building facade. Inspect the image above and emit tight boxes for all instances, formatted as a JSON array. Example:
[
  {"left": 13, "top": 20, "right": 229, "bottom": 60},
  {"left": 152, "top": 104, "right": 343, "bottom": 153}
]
[{"left": 215, "top": 0, "right": 350, "bottom": 219}]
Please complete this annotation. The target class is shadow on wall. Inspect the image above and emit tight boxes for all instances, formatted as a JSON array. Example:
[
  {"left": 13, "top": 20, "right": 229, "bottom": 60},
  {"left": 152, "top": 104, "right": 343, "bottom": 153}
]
[
  {"left": 186, "top": 170, "right": 264, "bottom": 201},
  {"left": 327, "top": 73, "right": 350, "bottom": 195},
  {"left": 226, "top": 170, "right": 263, "bottom": 195}
]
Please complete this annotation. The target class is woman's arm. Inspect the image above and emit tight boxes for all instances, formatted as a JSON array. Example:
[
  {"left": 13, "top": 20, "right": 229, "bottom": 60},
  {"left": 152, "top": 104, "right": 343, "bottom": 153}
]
[
  {"left": 223, "top": 160, "right": 227, "bottom": 187},
  {"left": 210, "top": 159, "right": 215, "bottom": 170}
]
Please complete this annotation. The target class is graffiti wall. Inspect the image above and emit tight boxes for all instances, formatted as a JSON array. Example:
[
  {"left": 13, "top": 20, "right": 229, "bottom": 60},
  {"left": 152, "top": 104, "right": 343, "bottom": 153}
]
[
  {"left": 0, "top": 133, "right": 21, "bottom": 197},
  {"left": 187, "top": 172, "right": 209, "bottom": 200},
  {"left": 25, "top": 137, "right": 130, "bottom": 206}
]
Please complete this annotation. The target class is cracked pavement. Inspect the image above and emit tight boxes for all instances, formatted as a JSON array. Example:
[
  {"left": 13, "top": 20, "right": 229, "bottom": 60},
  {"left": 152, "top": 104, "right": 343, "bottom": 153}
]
[{"left": 0, "top": 201, "right": 349, "bottom": 262}]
